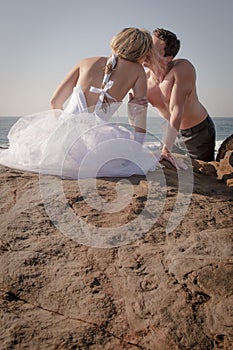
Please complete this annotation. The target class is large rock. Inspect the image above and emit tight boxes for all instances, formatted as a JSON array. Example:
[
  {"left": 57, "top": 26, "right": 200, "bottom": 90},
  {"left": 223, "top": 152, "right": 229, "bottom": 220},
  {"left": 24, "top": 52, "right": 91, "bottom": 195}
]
[
  {"left": 192, "top": 149, "right": 233, "bottom": 187},
  {"left": 0, "top": 162, "right": 232, "bottom": 350},
  {"left": 216, "top": 150, "right": 233, "bottom": 187},
  {"left": 216, "top": 133, "right": 233, "bottom": 162}
]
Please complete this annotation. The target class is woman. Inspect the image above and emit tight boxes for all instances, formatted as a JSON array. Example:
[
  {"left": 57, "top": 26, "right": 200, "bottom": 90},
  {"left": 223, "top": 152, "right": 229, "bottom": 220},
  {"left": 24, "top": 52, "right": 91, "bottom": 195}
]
[{"left": 0, "top": 27, "right": 159, "bottom": 178}]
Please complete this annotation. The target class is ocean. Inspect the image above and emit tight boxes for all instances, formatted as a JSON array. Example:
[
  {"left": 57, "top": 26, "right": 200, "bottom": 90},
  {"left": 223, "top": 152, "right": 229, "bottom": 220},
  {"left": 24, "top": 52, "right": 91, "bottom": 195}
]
[{"left": 0, "top": 116, "right": 233, "bottom": 152}]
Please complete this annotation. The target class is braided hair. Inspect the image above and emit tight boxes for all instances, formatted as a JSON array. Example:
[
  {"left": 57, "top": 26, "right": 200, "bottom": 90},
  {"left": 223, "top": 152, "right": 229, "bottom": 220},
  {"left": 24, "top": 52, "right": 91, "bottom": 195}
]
[{"left": 100, "top": 55, "right": 118, "bottom": 112}]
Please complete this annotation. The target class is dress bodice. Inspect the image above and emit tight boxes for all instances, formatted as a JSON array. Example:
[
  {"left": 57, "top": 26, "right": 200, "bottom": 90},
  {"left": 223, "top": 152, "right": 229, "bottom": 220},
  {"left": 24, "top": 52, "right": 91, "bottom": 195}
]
[
  {"left": 64, "top": 84, "right": 120, "bottom": 122},
  {"left": 64, "top": 85, "right": 88, "bottom": 115}
]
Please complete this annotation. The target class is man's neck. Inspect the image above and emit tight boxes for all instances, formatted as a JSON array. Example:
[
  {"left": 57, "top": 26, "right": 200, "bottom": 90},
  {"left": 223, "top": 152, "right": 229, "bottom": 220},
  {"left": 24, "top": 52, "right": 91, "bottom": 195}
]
[{"left": 150, "top": 59, "right": 174, "bottom": 83}]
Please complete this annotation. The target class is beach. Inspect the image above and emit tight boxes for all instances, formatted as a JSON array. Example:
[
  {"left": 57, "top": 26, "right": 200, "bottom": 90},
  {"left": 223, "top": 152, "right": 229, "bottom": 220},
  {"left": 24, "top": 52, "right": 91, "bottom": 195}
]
[{"left": 0, "top": 151, "right": 232, "bottom": 349}]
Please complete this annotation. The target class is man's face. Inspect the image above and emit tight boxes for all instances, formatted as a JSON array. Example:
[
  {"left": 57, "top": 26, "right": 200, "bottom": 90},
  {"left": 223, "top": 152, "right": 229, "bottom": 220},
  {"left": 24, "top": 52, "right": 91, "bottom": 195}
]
[
  {"left": 152, "top": 35, "right": 166, "bottom": 57},
  {"left": 143, "top": 35, "right": 166, "bottom": 68}
]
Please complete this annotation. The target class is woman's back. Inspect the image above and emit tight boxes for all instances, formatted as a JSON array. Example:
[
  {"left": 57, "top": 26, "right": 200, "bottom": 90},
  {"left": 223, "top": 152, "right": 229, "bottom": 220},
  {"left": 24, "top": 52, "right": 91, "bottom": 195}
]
[
  {"left": 50, "top": 27, "right": 153, "bottom": 115},
  {"left": 77, "top": 56, "right": 147, "bottom": 111}
]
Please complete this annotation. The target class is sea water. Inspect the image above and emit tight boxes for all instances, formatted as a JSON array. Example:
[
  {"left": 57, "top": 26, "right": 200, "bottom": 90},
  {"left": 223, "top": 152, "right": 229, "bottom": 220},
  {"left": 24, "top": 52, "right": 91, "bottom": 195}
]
[{"left": 0, "top": 116, "right": 233, "bottom": 152}]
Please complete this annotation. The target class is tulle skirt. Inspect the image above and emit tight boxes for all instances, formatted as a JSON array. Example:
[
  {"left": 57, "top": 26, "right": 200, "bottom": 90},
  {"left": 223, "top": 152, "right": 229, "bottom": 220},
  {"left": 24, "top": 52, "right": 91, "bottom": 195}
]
[{"left": 0, "top": 109, "right": 159, "bottom": 179}]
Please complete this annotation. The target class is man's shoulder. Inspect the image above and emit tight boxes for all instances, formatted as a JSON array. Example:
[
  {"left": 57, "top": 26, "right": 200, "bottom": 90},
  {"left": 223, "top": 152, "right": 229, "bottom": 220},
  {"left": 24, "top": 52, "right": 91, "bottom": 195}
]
[
  {"left": 172, "top": 58, "right": 196, "bottom": 80},
  {"left": 169, "top": 59, "right": 196, "bottom": 90},
  {"left": 173, "top": 58, "right": 195, "bottom": 70}
]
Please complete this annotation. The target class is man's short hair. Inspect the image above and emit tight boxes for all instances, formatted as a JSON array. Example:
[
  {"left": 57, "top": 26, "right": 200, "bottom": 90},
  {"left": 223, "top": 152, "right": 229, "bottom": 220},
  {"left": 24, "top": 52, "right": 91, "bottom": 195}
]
[{"left": 153, "top": 28, "right": 180, "bottom": 58}]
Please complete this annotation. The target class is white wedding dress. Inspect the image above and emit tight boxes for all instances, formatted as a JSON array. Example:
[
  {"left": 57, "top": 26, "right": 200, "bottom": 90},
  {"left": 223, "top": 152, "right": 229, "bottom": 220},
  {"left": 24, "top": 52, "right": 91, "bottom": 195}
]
[{"left": 0, "top": 60, "right": 159, "bottom": 179}]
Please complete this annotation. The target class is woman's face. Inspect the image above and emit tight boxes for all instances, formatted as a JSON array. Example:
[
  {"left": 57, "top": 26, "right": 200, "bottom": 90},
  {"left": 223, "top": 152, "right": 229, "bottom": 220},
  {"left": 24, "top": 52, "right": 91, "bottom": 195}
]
[
  {"left": 137, "top": 55, "right": 148, "bottom": 64},
  {"left": 142, "top": 55, "right": 152, "bottom": 68}
]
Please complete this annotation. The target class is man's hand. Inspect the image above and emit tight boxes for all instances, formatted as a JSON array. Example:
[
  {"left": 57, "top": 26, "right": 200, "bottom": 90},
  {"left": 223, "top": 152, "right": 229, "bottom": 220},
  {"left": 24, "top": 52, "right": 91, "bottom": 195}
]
[
  {"left": 160, "top": 145, "right": 178, "bottom": 168},
  {"left": 128, "top": 92, "right": 148, "bottom": 107},
  {"left": 160, "top": 145, "right": 188, "bottom": 170},
  {"left": 127, "top": 93, "right": 148, "bottom": 131}
]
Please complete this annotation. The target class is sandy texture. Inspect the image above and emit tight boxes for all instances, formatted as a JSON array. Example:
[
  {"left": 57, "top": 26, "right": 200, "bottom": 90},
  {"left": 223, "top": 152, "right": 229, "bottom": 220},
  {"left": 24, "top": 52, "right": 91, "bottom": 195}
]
[{"left": 0, "top": 153, "right": 232, "bottom": 350}]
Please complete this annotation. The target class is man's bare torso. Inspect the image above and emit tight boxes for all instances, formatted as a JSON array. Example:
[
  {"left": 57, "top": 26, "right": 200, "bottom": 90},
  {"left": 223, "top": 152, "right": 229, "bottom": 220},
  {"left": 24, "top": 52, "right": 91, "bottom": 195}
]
[{"left": 146, "top": 59, "right": 208, "bottom": 129}]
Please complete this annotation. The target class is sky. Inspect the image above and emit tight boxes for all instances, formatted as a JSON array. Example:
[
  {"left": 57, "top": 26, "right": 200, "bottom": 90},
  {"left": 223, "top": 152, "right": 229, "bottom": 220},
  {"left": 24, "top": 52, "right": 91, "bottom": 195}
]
[{"left": 0, "top": 0, "right": 233, "bottom": 117}]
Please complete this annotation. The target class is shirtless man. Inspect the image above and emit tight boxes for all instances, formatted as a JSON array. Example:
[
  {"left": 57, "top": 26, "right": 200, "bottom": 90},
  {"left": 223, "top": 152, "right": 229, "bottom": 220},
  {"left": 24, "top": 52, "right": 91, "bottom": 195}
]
[{"left": 130, "top": 28, "right": 216, "bottom": 167}]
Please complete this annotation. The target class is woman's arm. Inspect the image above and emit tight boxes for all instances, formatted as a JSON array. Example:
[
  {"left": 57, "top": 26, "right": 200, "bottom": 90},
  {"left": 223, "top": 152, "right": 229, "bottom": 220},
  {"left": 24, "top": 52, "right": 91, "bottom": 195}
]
[
  {"left": 129, "top": 69, "right": 148, "bottom": 133},
  {"left": 50, "top": 64, "right": 80, "bottom": 109}
]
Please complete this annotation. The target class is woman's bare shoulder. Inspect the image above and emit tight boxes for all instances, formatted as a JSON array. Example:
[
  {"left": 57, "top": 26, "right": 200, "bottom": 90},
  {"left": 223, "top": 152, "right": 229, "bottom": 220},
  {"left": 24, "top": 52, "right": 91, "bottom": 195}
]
[{"left": 79, "top": 56, "right": 107, "bottom": 68}]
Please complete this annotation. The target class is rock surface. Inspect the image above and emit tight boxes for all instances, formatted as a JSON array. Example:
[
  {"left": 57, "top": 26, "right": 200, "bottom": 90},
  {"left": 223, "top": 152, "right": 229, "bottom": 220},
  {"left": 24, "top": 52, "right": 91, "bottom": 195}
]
[{"left": 0, "top": 157, "right": 232, "bottom": 350}]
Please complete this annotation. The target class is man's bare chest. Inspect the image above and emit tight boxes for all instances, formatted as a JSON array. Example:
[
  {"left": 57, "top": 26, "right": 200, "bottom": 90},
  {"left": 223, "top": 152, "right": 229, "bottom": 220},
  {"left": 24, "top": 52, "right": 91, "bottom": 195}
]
[{"left": 147, "top": 74, "right": 174, "bottom": 109}]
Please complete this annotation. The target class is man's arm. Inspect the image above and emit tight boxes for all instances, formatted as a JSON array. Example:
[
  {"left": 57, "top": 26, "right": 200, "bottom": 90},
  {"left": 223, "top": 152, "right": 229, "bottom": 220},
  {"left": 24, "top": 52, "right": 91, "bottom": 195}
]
[{"left": 161, "top": 62, "right": 194, "bottom": 166}]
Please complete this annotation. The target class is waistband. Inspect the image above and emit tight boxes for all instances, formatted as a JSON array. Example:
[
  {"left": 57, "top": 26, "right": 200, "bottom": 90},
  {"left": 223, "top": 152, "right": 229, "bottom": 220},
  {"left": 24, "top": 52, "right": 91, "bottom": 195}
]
[{"left": 180, "top": 115, "right": 212, "bottom": 135}]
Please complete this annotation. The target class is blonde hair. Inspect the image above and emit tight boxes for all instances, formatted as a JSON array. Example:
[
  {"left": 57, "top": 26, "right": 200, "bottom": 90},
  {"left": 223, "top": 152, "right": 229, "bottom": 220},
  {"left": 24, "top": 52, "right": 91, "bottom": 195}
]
[
  {"left": 100, "top": 27, "right": 153, "bottom": 111},
  {"left": 110, "top": 27, "right": 153, "bottom": 62}
]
